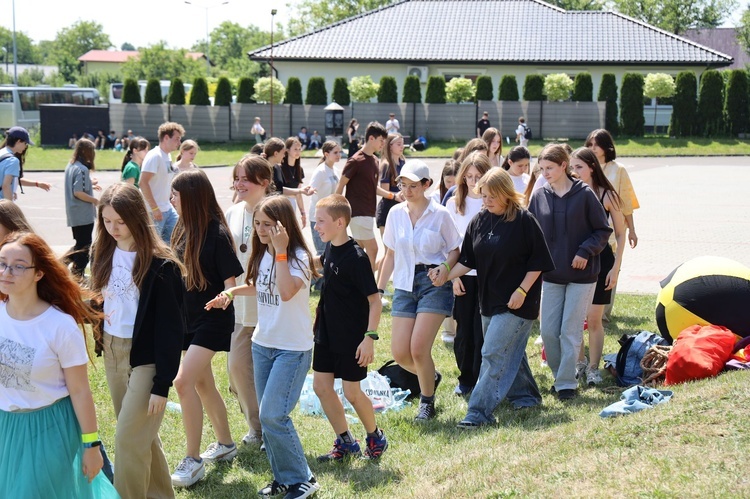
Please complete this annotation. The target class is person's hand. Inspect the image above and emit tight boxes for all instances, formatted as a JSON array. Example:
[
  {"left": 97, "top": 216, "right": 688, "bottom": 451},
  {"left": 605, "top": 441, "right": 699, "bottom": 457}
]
[
  {"left": 152, "top": 209, "right": 163, "bottom": 222},
  {"left": 429, "top": 265, "right": 449, "bottom": 287},
  {"left": 355, "top": 337, "right": 375, "bottom": 367},
  {"left": 300, "top": 213, "right": 307, "bottom": 228},
  {"left": 628, "top": 230, "right": 638, "bottom": 249},
  {"left": 148, "top": 394, "right": 167, "bottom": 415},
  {"left": 507, "top": 289, "right": 525, "bottom": 310},
  {"left": 270, "top": 221, "right": 289, "bottom": 255},
  {"left": 395, "top": 192, "right": 405, "bottom": 203},
  {"left": 82, "top": 446, "right": 103, "bottom": 483},
  {"left": 93, "top": 184, "right": 102, "bottom": 192},
  {"left": 452, "top": 278, "right": 465, "bottom": 296},
  {"left": 36, "top": 181, "right": 51, "bottom": 191},
  {"left": 301, "top": 185, "right": 316, "bottom": 196},
  {"left": 605, "top": 268, "right": 619, "bottom": 291},
  {"left": 205, "top": 292, "right": 231, "bottom": 310},
  {"left": 571, "top": 255, "right": 588, "bottom": 270}
]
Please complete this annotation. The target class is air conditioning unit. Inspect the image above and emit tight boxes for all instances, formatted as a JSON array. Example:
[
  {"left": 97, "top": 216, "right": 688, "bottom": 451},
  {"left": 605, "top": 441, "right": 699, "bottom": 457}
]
[{"left": 407, "top": 66, "right": 428, "bottom": 83}]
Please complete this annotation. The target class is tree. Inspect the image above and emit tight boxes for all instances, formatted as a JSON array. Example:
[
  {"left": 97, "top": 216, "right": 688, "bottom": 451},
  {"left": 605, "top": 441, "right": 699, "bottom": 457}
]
[
  {"left": 611, "top": 0, "right": 737, "bottom": 35},
  {"left": 572, "top": 72, "right": 593, "bottom": 101},
  {"left": 306, "top": 77, "right": 328, "bottom": 105},
  {"left": 620, "top": 73, "right": 645, "bottom": 136},
  {"left": 498, "top": 75, "right": 519, "bottom": 101},
  {"left": 0, "top": 28, "right": 40, "bottom": 64},
  {"left": 254, "top": 77, "right": 285, "bottom": 104},
  {"left": 144, "top": 78, "right": 163, "bottom": 104},
  {"left": 725, "top": 69, "right": 750, "bottom": 136},
  {"left": 121, "top": 42, "right": 136, "bottom": 51},
  {"left": 349, "top": 76, "right": 379, "bottom": 102},
  {"left": 697, "top": 69, "right": 724, "bottom": 136},
  {"left": 168, "top": 78, "right": 186, "bottom": 105},
  {"left": 403, "top": 75, "right": 422, "bottom": 103},
  {"left": 544, "top": 73, "right": 574, "bottom": 101},
  {"left": 122, "top": 78, "right": 141, "bottom": 104},
  {"left": 236, "top": 77, "right": 256, "bottom": 103},
  {"left": 446, "top": 77, "right": 475, "bottom": 103},
  {"left": 288, "top": 0, "right": 394, "bottom": 37},
  {"left": 215, "top": 77, "right": 233, "bottom": 106},
  {"left": 644, "top": 73, "right": 676, "bottom": 132},
  {"left": 475, "top": 75, "right": 493, "bottom": 101},
  {"left": 76, "top": 71, "right": 121, "bottom": 104},
  {"left": 523, "top": 75, "right": 544, "bottom": 101},
  {"left": 52, "top": 20, "right": 112, "bottom": 78},
  {"left": 598, "top": 74, "right": 619, "bottom": 135},
  {"left": 378, "top": 76, "right": 398, "bottom": 103},
  {"left": 285, "top": 77, "right": 303, "bottom": 104},
  {"left": 333, "top": 77, "right": 350, "bottom": 105},
  {"left": 739, "top": 8, "right": 750, "bottom": 54},
  {"left": 425, "top": 76, "right": 446, "bottom": 104},
  {"left": 669, "top": 71, "right": 697, "bottom": 137},
  {"left": 191, "top": 21, "right": 271, "bottom": 77},
  {"left": 190, "top": 77, "right": 211, "bottom": 105},
  {"left": 121, "top": 41, "right": 204, "bottom": 82},
  {"left": 545, "top": 0, "right": 604, "bottom": 9}
]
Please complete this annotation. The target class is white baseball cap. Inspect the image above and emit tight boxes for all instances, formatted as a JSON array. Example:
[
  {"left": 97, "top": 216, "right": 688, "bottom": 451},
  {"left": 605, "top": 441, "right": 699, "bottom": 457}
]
[{"left": 396, "top": 160, "right": 431, "bottom": 183}]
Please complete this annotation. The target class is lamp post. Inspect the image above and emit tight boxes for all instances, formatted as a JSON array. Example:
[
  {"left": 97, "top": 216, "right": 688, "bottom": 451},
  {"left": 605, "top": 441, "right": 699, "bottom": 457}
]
[
  {"left": 270, "top": 8, "right": 277, "bottom": 137},
  {"left": 184, "top": 0, "right": 229, "bottom": 76},
  {"left": 12, "top": 0, "right": 17, "bottom": 85}
]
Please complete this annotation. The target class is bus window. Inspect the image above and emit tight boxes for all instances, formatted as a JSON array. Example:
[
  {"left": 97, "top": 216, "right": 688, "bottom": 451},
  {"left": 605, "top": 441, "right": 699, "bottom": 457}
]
[
  {"left": 0, "top": 90, "right": 12, "bottom": 103},
  {"left": 19, "top": 90, "right": 36, "bottom": 111}
]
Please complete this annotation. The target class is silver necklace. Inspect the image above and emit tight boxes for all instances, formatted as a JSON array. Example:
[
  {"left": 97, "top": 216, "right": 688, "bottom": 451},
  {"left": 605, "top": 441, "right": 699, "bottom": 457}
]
[{"left": 487, "top": 213, "right": 502, "bottom": 238}]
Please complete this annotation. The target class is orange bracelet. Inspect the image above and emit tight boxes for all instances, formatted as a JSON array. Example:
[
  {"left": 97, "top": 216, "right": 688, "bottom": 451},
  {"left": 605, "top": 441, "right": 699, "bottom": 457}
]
[{"left": 275, "top": 253, "right": 288, "bottom": 262}]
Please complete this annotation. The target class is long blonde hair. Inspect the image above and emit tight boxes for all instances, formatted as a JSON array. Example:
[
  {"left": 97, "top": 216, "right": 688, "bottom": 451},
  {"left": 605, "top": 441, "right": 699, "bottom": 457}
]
[
  {"left": 454, "top": 152, "right": 490, "bottom": 216},
  {"left": 475, "top": 168, "right": 524, "bottom": 222}
]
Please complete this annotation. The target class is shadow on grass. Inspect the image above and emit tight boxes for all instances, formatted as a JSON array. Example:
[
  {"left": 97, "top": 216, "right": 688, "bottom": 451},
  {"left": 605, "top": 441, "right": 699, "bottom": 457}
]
[{"left": 308, "top": 456, "right": 403, "bottom": 493}]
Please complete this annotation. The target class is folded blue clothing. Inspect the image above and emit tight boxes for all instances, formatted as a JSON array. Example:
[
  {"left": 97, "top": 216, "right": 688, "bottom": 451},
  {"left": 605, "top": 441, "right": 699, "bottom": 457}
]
[{"left": 599, "top": 385, "right": 673, "bottom": 418}]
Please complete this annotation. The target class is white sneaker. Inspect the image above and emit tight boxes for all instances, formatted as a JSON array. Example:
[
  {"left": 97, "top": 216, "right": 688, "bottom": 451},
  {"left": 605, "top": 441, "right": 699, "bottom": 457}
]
[
  {"left": 575, "top": 358, "right": 588, "bottom": 380},
  {"left": 441, "top": 331, "right": 455, "bottom": 344},
  {"left": 171, "top": 457, "right": 205, "bottom": 487},
  {"left": 199, "top": 442, "right": 238, "bottom": 463},
  {"left": 586, "top": 367, "right": 603, "bottom": 386},
  {"left": 242, "top": 432, "right": 262, "bottom": 446}
]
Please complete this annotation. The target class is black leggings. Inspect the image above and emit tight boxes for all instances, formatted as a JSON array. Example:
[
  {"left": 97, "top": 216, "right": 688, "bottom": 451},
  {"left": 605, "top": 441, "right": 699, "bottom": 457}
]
[
  {"left": 453, "top": 275, "right": 484, "bottom": 388},
  {"left": 69, "top": 223, "right": 94, "bottom": 278}
]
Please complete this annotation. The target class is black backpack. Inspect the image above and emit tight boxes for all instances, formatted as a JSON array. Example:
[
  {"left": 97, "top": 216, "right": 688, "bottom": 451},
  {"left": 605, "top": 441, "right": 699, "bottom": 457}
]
[
  {"left": 0, "top": 152, "right": 22, "bottom": 194},
  {"left": 522, "top": 124, "right": 533, "bottom": 140}
]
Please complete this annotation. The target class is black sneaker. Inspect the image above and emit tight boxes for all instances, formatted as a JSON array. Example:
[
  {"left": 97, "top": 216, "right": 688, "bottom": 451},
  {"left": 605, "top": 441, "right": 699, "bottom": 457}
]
[
  {"left": 283, "top": 478, "right": 320, "bottom": 499},
  {"left": 258, "top": 480, "right": 289, "bottom": 497},
  {"left": 414, "top": 401, "right": 436, "bottom": 421},
  {"left": 557, "top": 389, "right": 577, "bottom": 401}
]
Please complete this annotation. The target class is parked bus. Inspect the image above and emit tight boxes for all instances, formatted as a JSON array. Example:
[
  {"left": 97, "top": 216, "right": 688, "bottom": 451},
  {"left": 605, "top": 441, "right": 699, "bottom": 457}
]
[
  {"left": 0, "top": 85, "right": 101, "bottom": 129},
  {"left": 109, "top": 80, "right": 192, "bottom": 104}
]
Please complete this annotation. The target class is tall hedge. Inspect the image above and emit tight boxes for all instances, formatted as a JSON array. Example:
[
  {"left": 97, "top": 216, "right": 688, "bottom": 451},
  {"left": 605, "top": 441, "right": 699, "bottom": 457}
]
[
  {"left": 475, "top": 75, "right": 493, "bottom": 101},
  {"left": 523, "top": 74, "right": 544, "bottom": 101},
  {"left": 122, "top": 78, "right": 141, "bottom": 104},
  {"left": 620, "top": 73, "right": 645, "bottom": 136},
  {"left": 167, "top": 78, "right": 185, "bottom": 105},
  {"left": 285, "top": 77, "right": 303, "bottom": 104},
  {"left": 498, "top": 75, "right": 519, "bottom": 101},
  {"left": 725, "top": 69, "right": 750, "bottom": 136},
  {"left": 189, "top": 77, "right": 210, "bottom": 106},
  {"left": 572, "top": 72, "right": 593, "bottom": 101},
  {"left": 403, "top": 75, "right": 422, "bottom": 103},
  {"left": 597, "top": 74, "right": 619, "bottom": 135},
  {"left": 237, "top": 77, "right": 255, "bottom": 103},
  {"left": 378, "top": 76, "right": 398, "bottom": 103},
  {"left": 332, "top": 77, "right": 350, "bottom": 105},
  {"left": 697, "top": 70, "right": 724, "bottom": 136},
  {"left": 425, "top": 76, "right": 446, "bottom": 104},
  {"left": 144, "top": 78, "right": 163, "bottom": 104},
  {"left": 214, "top": 76, "right": 233, "bottom": 106},
  {"left": 669, "top": 71, "right": 697, "bottom": 137},
  {"left": 305, "top": 77, "right": 327, "bottom": 105}
]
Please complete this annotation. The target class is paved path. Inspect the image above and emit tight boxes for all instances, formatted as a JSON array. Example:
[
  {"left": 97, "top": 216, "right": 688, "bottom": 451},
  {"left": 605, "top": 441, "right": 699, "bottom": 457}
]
[{"left": 15, "top": 156, "right": 750, "bottom": 295}]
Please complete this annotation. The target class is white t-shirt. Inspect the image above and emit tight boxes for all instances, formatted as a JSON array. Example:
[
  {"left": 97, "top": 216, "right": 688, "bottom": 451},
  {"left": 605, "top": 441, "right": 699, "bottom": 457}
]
[
  {"left": 102, "top": 248, "right": 139, "bottom": 338},
  {"left": 141, "top": 146, "right": 175, "bottom": 211},
  {"left": 446, "top": 195, "right": 483, "bottom": 277},
  {"left": 385, "top": 119, "right": 400, "bottom": 134},
  {"left": 429, "top": 189, "right": 442, "bottom": 204},
  {"left": 516, "top": 124, "right": 529, "bottom": 146},
  {"left": 0, "top": 303, "right": 89, "bottom": 411},
  {"left": 252, "top": 248, "right": 313, "bottom": 351},
  {"left": 532, "top": 174, "right": 547, "bottom": 196},
  {"left": 308, "top": 163, "right": 339, "bottom": 219},
  {"left": 382, "top": 198, "right": 462, "bottom": 291},
  {"left": 510, "top": 173, "right": 531, "bottom": 194},
  {"left": 225, "top": 202, "right": 258, "bottom": 327}
]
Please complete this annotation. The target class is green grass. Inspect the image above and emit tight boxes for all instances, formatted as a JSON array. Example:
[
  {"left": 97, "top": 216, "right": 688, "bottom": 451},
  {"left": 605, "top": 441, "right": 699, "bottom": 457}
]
[{"left": 86, "top": 293, "right": 750, "bottom": 497}]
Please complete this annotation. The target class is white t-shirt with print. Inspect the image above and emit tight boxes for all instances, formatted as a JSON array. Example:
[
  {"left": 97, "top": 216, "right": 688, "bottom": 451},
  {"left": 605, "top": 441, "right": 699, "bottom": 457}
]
[
  {"left": 225, "top": 201, "right": 258, "bottom": 327},
  {"left": 252, "top": 248, "right": 313, "bottom": 351},
  {"left": 0, "top": 303, "right": 89, "bottom": 411},
  {"left": 141, "top": 146, "right": 175, "bottom": 211},
  {"left": 308, "top": 164, "right": 339, "bottom": 219},
  {"left": 446, "top": 195, "right": 483, "bottom": 277},
  {"left": 103, "top": 247, "right": 139, "bottom": 338}
]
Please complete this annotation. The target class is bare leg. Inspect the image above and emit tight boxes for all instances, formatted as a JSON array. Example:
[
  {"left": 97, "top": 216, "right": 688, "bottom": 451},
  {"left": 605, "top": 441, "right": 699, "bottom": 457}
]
[
  {"left": 195, "top": 361, "right": 234, "bottom": 446},
  {"left": 174, "top": 345, "right": 216, "bottom": 459},
  {"left": 313, "top": 372, "right": 348, "bottom": 435},
  {"left": 356, "top": 237, "right": 378, "bottom": 272}
]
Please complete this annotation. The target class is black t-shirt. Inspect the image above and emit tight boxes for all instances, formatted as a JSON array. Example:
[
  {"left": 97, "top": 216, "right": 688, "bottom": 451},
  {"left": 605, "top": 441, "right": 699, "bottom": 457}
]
[
  {"left": 314, "top": 239, "right": 379, "bottom": 354},
  {"left": 477, "top": 118, "right": 491, "bottom": 136},
  {"left": 460, "top": 209, "right": 554, "bottom": 320}
]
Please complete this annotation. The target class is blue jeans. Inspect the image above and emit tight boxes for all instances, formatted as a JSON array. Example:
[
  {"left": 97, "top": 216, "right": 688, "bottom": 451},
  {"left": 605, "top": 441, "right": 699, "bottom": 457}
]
[
  {"left": 541, "top": 281, "right": 596, "bottom": 391},
  {"left": 463, "top": 313, "right": 540, "bottom": 424},
  {"left": 153, "top": 206, "right": 178, "bottom": 244},
  {"left": 309, "top": 221, "right": 325, "bottom": 290},
  {"left": 253, "top": 344, "right": 312, "bottom": 486}
]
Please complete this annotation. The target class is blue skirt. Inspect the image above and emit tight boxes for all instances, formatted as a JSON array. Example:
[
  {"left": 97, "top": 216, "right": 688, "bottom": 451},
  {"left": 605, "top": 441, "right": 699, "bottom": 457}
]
[{"left": 0, "top": 396, "right": 119, "bottom": 498}]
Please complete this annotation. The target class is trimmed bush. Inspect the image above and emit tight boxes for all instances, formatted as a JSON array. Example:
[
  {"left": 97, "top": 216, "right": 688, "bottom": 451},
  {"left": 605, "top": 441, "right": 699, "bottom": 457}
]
[
  {"left": 403, "top": 75, "right": 422, "bottom": 103},
  {"left": 144, "top": 78, "right": 163, "bottom": 104},
  {"left": 498, "top": 75, "right": 519, "bottom": 101},
  {"left": 237, "top": 77, "right": 256, "bottom": 103},
  {"left": 214, "top": 77, "right": 233, "bottom": 106},
  {"left": 698, "top": 70, "right": 724, "bottom": 136},
  {"left": 572, "top": 72, "right": 593, "bottom": 101},
  {"left": 378, "top": 76, "right": 398, "bottom": 103},
  {"left": 725, "top": 69, "right": 750, "bottom": 136},
  {"left": 446, "top": 77, "right": 475, "bottom": 103},
  {"left": 122, "top": 78, "right": 141, "bottom": 104},
  {"left": 523, "top": 74, "right": 544, "bottom": 101},
  {"left": 620, "top": 73, "right": 645, "bottom": 136},
  {"left": 332, "top": 77, "right": 350, "bottom": 106},
  {"left": 544, "top": 73, "right": 574, "bottom": 101},
  {"left": 349, "top": 76, "right": 379, "bottom": 102},
  {"left": 597, "top": 73, "right": 619, "bottom": 135},
  {"left": 669, "top": 71, "right": 697, "bottom": 137},
  {"left": 189, "top": 77, "right": 211, "bottom": 106},
  {"left": 167, "top": 78, "right": 185, "bottom": 105},
  {"left": 475, "top": 75, "right": 493, "bottom": 101},
  {"left": 253, "top": 77, "right": 285, "bottom": 104},
  {"left": 305, "top": 77, "right": 327, "bottom": 105},
  {"left": 425, "top": 76, "right": 446, "bottom": 104},
  {"left": 285, "top": 77, "right": 303, "bottom": 104}
]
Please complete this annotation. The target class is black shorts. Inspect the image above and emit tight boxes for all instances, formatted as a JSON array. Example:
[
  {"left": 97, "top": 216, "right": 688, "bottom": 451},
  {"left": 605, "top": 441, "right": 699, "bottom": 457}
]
[
  {"left": 312, "top": 342, "right": 367, "bottom": 382},
  {"left": 183, "top": 316, "right": 233, "bottom": 352},
  {"left": 376, "top": 197, "right": 398, "bottom": 228},
  {"left": 592, "top": 243, "right": 615, "bottom": 305}
]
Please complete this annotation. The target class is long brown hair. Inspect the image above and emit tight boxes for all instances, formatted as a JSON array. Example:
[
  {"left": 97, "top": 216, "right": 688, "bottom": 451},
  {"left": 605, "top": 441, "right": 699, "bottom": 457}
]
[
  {"left": 317, "top": 140, "right": 340, "bottom": 166},
  {"left": 570, "top": 147, "right": 621, "bottom": 210},
  {"left": 380, "top": 133, "right": 404, "bottom": 188},
  {"left": 458, "top": 138, "right": 488, "bottom": 163},
  {"left": 121, "top": 137, "right": 150, "bottom": 171},
  {"left": 439, "top": 160, "right": 459, "bottom": 201},
  {"left": 0, "top": 199, "right": 33, "bottom": 234},
  {"left": 233, "top": 154, "right": 275, "bottom": 196},
  {"left": 481, "top": 127, "right": 503, "bottom": 162},
  {"left": 455, "top": 152, "right": 491, "bottom": 216},
  {"left": 281, "top": 137, "right": 303, "bottom": 185},
  {"left": 585, "top": 128, "right": 617, "bottom": 163},
  {"left": 90, "top": 183, "right": 184, "bottom": 293},
  {"left": 71, "top": 138, "right": 96, "bottom": 170},
  {"left": 262, "top": 137, "right": 285, "bottom": 164},
  {"left": 0, "top": 135, "right": 28, "bottom": 168},
  {"left": 170, "top": 169, "right": 233, "bottom": 291}
]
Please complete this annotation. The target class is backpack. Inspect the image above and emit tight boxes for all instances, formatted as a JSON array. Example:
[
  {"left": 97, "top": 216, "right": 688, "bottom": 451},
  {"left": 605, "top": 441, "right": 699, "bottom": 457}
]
[
  {"left": 377, "top": 360, "right": 421, "bottom": 400},
  {"left": 522, "top": 124, "right": 533, "bottom": 140},
  {"left": 615, "top": 331, "right": 669, "bottom": 386},
  {"left": 0, "top": 152, "right": 22, "bottom": 194}
]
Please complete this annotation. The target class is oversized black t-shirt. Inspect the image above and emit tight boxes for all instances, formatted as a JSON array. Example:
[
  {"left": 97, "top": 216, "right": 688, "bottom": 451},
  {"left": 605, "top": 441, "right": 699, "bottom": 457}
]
[
  {"left": 460, "top": 209, "right": 554, "bottom": 320},
  {"left": 314, "top": 239, "right": 379, "bottom": 354}
]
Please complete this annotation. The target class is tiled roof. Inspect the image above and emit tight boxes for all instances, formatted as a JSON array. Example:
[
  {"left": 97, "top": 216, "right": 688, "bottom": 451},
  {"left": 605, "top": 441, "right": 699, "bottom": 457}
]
[
  {"left": 79, "top": 50, "right": 208, "bottom": 63},
  {"left": 248, "top": 0, "right": 732, "bottom": 66}
]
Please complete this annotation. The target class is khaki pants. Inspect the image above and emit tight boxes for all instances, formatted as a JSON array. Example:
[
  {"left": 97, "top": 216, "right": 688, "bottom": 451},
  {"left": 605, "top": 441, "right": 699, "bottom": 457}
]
[
  {"left": 104, "top": 333, "right": 174, "bottom": 499},
  {"left": 228, "top": 324, "right": 261, "bottom": 438}
]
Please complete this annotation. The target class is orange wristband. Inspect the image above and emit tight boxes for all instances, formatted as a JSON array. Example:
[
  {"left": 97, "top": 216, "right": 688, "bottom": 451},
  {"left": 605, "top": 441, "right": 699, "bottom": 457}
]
[{"left": 275, "top": 254, "right": 288, "bottom": 262}]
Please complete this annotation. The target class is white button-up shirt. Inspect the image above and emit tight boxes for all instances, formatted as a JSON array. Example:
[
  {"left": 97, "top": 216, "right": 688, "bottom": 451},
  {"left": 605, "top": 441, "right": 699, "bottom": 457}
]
[{"left": 383, "top": 198, "right": 462, "bottom": 291}]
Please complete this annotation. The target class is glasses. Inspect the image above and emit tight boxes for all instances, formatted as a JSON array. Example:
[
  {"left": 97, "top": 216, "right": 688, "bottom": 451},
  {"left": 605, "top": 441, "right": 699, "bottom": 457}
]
[
  {"left": 0, "top": 262, "right": 36, "bottom": 275},
  {"left": 464, "top": 175, "right": 482, "bottom": 182},
  {"left": 397, "top": 183, "right": 421, "bottom": 191}
]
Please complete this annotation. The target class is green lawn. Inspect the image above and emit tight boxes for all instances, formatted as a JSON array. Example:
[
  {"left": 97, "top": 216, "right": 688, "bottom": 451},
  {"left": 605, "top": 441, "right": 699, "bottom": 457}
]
[{"left": 85, "top": 292, "right": 750, "bottom": 497}]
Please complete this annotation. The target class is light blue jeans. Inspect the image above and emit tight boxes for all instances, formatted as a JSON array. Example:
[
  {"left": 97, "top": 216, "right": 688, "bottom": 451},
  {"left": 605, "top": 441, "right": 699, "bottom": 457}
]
[
  {"left": 309, "top": 221, "right": 325, "bottom": 290},
  {"left": 541, "top": 281, "right": 596, "bottom": 391},
  {"left": 253, "top": 344, "right": 312, "bottom": 486},
  {"left": 153, "top": 206, "right": 178, "bottom": 244},
  {"left": 463, "top": 313, "right": 540, "bottom": 424}
]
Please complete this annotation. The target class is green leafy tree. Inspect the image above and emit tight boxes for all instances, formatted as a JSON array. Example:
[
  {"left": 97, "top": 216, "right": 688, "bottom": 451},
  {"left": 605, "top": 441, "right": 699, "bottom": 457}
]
[
  {"left": 190, "top": 77, "right": 211, "bottom": 105},
  {"left": 425, "top": 76, "right": 446, "bottom": 104},
  {"left": 572, "top": 72, "right": 593, "bottom": 101},
  {"left": 285, "top": 77, "right": 303, "bottom": 104},
  {"left": 446, "top": 77, "right": 475, "bottom": 103},
  {"left": 725, "top": 69, "right": 750, "bottom": 135},
  {"left": 121, "top": 41, "right": 204, "bottom": 82},
  {"left": 144, "top": 78, "right": 163, "bottom": 104},
  {"left": 191, "top": 21, "right": 273, "bottom": 78},
  {"left": 215, "top": 76, "right": 233, "bottom": 106},
  {"left": 237, "top": 77, "right": 256, "bottom": 103},
  {"left": 288, "top": 0, "right": 394, "bottom": 36},
  {"left": 697, "top": 69, "right": 724, "bottom": 136},
  {"left": 0, "top": 28, "right": 40, "bottom": 64},
  {"left": 349, "top": 75, "right": 379, "bottom": 102},
  {"left": 52, "top": 20, "right": 112, "bottom": 79},
  {"left": 168, "top": 78, "right": 186, "bottom": 105},
  {"left": 306, "top": 77, "right": 328, "bottom": 105},
  {"left": 498, "top": 75, "right": 519, "bottom": 101},
  {"left": 17, "top": 68, "right": 46, "bottom": 87},
  {"left": 644, "top": 73, "right": 676, "bottom": 132},
  {"left": 612, "top": 0, "right": 736, "bottom": 34},
  {"left": 598, "top": 73, "right": 619, "bottom": 135},
  {"left": 739, "top": 8, "right": 750, "bottom": 54},
  {"left": 544, "top": 73, "right": 574, "bottom": 101},
  {"left": 475, "top": 75, "right": 493, "bottom": 101},
  {"left": 122, "top": 78, "right": 141, "bottom": 103},
  {"left": 378, "top": 76, "right": 398, "bottom": 103},
  {"left": 333, "top": 77, "right": 350, "bottom": 105},
  {"left": 545, "top": 0, "right": 604, "bottom": 8},
  {"left": 253, "top": 77, "right": 285, "bottom": 104},
  {"left": 620, "top": 73, "right": 645, "bottom": 136},
  {"left": 121, "top": 42, "right": 136, "bottom": 51},
  {"left": 669, "top": 71, "right": 697, "bottom": 137},
  {"left": 403, "top": 75, "right": 422, "bottom": 103},
  {"left": 523, "top": 75, "right": 544, "bottom": 101}
]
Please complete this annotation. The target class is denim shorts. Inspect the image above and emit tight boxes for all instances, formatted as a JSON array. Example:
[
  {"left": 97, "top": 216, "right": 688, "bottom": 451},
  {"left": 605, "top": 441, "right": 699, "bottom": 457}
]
[{"left": 392, "top": 269, "right": 454, "bottom": 318}]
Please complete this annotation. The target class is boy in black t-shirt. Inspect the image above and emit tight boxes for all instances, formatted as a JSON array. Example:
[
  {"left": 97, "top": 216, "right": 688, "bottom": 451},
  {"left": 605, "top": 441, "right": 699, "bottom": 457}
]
[{"left": 311, "top": 194, "right": 387, "bottom": 462}]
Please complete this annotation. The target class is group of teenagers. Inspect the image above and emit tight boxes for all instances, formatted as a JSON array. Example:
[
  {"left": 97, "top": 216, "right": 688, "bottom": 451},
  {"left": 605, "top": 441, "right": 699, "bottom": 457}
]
[{"left": 0, "top": 118, "right": 638, "bottom": 499}]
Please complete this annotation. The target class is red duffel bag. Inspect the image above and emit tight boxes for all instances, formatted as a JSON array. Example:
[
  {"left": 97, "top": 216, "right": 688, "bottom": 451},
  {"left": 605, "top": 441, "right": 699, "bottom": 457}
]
[{"left": 665, "top": 325, "right": 737, "bottom": 385}]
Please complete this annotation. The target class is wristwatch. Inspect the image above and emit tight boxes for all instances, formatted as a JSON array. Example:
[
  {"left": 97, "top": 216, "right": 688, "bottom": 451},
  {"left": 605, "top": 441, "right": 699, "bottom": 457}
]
[
  {"left": 365, "top": 331, "right": 379, "bottom": 340},
  {"left": 83, "top": 440, "right": 102, "bottom": 449}
]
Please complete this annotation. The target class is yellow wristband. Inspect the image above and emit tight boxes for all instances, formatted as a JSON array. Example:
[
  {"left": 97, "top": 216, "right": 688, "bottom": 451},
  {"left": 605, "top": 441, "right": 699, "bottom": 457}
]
[
  {"left": 441, "top": 262, "right": 451, "bottom": 272},
  {"left": 222, "top": 290, "right": 234, "bottom": 301},
  {"left": 82, "top": 432, "right": 99, "bottom": 444},
  {"left": 151, "top": 207, "right": 159, "bottom": 213},
  {"left": 516, "top": 287, "right": 527, "bottom": 297}
]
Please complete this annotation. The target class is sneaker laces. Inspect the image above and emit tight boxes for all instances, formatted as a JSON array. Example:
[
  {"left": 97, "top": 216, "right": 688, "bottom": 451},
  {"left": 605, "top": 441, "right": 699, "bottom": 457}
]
[
  {"left": 204, "top": 442, "right": 220, "bottom": 453},
  {"left": 175, "top": 457, "right": 195, "bottom": 473},
  {"left": 416, "top": 402, "right": 434, "bottom": 419}
]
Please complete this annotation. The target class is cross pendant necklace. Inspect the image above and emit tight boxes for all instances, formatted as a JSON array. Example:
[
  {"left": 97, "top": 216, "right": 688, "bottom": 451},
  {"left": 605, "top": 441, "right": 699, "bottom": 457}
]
[{"left": 487, "top": 214, "right": 502, "bottom": 239}]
